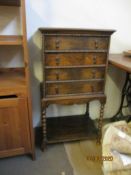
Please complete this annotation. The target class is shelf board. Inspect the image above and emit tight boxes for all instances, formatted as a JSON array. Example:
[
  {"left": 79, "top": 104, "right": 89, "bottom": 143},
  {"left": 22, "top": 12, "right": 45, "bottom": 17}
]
[
  {"left": 0, "top": 68, "right": 26, "bottom": 96},
  {"left": 0, "top": 35, "right": 23, "bottom": 45},
  {"left": 0, "top": 0, "right": 20, "bottom": 6},
  {"left": 46, "top": 115, "right": 98, "bottom": 143}
]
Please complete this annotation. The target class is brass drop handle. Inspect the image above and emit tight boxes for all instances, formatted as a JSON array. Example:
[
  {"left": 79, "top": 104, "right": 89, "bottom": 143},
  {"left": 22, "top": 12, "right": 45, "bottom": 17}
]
[
  {"left": 91, "top": 85, "right": 95, "bottom": 92},
  {"left": 55, "top": 71, "right": 59, "bottom": 80},
  {"left": 56, "top": 57, "right": 60, "bottom": 66},
  {"left": 92, "top": 70, "right": 96, "bottom": 78},
  {"left": 93, "top": 56, "right": 97, "bottom": 64},
  {"left": 95, "top": 40, "right": 98, "bottom": 49},
  {"left": 55, "top": 86, "right": 59, "bottom": 94},
  {"left": 55, "top": 39, "right": 60, "bottom": 49}
]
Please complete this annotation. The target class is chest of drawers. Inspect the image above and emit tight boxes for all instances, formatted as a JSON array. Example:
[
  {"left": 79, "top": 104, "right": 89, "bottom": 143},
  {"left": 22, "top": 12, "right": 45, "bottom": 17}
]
[{"left": 40, "top": 28, "right": 115, "bottom": 149}]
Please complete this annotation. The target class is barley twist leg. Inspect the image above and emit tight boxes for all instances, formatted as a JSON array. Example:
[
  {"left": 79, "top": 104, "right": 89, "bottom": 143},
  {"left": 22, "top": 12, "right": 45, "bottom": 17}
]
[
  {"left": 41, "top": 108, "right": 47, "bottom": 151},
  {"left": 97, "top": 103, "right": 104, "bottom": 144}
]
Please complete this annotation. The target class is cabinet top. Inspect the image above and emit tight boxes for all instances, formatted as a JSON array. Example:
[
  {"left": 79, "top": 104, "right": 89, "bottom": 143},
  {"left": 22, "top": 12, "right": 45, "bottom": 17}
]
[{"left": 39, "top": 27, "right": 115, "bottom": 35}]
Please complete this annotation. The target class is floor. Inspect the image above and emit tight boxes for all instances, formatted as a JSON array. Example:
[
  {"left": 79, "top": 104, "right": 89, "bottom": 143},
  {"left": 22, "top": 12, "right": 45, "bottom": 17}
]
[
  {"left": 65, "top": 140, "right": 102, "bottom": 175},
  {"left": 0, "top": 144, "right": 73, "bottom": 175}
]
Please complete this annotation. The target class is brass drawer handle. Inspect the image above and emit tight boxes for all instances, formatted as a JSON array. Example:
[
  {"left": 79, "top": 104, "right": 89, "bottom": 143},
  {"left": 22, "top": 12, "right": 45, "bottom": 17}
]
[
  {"left": 55, "top": 39, "right": 60, "bottom": 49},
  {"left": 55, "top": 71, "right": 59, "bottom": 80},
  {"left": 56, "top": 57, "right": 60, "bottom": 66},
  {"left": 91, "top": 85, "right": 95, "bottom": 92},
  {"left": 92, "top": 70, "right": 96, "bottom": 78},
  {"left": 93, "top": 56, "right": 97, "bottom": 64},
  {"left": 95, "top": 40, "right": 99, "bottom": 49},
  {"left": 55, "top": 86, "right": 59, "bottom": 94}
]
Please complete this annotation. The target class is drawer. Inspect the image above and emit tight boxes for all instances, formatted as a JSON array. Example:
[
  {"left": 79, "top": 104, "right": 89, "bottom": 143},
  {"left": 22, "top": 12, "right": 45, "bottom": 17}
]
[
  {"left": 46, "top": 68, "right": 105, "bottom": 81},
  {"left": 45, "top": 53, "right": 107, "bottom": 66},
  {"left": 45, "top": 36, "right": 109, "bottom": 50},
  {"left": 46, "top": 81, "right": 104, "bottom": 96}
]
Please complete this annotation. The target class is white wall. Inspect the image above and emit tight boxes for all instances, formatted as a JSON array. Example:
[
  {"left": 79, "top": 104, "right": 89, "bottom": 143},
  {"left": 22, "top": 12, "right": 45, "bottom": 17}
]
[{"left": 0, "top": 0, "right": 131, "bottom": 126}]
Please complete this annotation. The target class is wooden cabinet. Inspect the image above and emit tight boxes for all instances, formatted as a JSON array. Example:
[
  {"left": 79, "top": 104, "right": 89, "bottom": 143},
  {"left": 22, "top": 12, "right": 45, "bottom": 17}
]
[
  {"left": 0, "top": 0, "right": 20, "bottom": 6},
  {"left": 0, "top": 96, "right": 31, "bottom": 158},
  {"left": 0, "top": 0, "right": 34, "bottom": 159},
  {"left": 40, "top": 28, "right": 115, "bottom": 150}
]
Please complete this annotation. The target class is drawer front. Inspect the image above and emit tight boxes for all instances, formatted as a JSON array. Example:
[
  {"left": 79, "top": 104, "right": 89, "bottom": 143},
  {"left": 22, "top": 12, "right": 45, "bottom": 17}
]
[
  {"left": 45, "top": 36, "right": 109, "bottom": 50},
  {"left": 46, "top": 68, "right": 105, "bottom": 81},
  {"left": 45, "top": 53, "right": 107, "bottom": 66},
  {"left": 46, "top": 82, "right": 104, "bottom": 96}
]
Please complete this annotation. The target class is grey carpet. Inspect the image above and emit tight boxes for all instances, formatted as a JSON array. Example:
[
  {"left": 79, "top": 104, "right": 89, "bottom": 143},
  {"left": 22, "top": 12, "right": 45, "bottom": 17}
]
[{"left": 0, "top": 144, "right": 73, "bottom": 175}]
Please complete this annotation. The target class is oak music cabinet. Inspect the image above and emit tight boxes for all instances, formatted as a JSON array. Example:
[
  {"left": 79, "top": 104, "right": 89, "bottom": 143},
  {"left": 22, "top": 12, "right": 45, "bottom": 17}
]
[
  {"left": 40, "top": 28, "right": 115, "bottom": 149},
  {"left": 0, "top": 0, "right": 35, "bottom": 159}
]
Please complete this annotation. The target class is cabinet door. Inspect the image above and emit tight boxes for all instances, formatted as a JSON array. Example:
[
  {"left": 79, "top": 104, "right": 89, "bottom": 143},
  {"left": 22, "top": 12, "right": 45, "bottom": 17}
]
[{"left": 0, "top": 97, "right": 31, "bottom": 158}]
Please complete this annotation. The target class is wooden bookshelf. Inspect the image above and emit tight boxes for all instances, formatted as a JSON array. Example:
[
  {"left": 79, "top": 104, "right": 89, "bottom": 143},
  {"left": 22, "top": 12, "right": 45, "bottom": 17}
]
[
  {"left": 0, "top": 0, "right": 35, "bottom": 159},
  {"left": 0, "top": 0, "right": 20, "bottom": 6},
  {"left": 0, "top": 35, "right": 23, "bottom": 45}
]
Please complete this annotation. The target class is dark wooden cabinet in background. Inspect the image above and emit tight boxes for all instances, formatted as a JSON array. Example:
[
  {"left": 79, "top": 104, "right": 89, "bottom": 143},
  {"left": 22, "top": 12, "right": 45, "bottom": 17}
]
[{"left": 40, "top": 28, "right": 115, "bottom": 149}]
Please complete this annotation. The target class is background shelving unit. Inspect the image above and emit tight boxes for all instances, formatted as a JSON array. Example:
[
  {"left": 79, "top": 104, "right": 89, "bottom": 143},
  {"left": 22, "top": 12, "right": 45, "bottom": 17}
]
[{"left": 0, "top": 0, "right": 35, "bottom": 159}]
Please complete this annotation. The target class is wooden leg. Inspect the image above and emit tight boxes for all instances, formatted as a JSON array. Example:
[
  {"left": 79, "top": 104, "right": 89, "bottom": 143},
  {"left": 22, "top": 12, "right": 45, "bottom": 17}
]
[
  {"left": 31, "top": 152, "right": 36, "bottom": 160},
  {"left": 97, "top": 103, "right": 104, "bottom": 144},
  {"left": 41, "top": 108, "right": 47, "bottom": 151},
  {"left": 85, "top": 103, "right": 89, "bottom": 117}
]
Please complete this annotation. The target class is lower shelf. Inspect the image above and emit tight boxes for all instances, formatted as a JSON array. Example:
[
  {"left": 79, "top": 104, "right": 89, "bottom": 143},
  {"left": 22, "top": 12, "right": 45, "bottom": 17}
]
[{"left": 46, "top": 115, "right": 98, "bottom": 143}]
